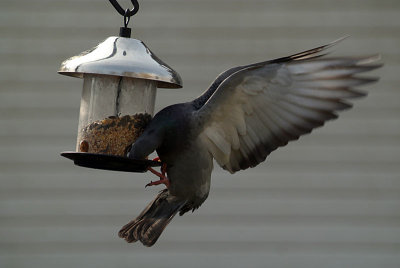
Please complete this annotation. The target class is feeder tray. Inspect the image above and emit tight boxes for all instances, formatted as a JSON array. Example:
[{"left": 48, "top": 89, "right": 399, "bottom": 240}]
[{"left": 61, "top": 152, "right": 161, "bottom": 173}]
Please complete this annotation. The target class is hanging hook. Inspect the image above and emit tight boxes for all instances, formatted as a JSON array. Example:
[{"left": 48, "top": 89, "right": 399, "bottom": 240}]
[
  {"left": 123, "top": 9, "right": 131, "bottom": 28},
  {"left": 108, "top": 0, "right": 139, "bottom": 37},
  {"left": 108, "top": 0, "right": 139, "bottom": 18}
]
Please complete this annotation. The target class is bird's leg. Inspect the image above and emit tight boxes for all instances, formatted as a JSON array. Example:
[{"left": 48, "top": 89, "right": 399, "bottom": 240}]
[
  {"left": 146, "top": 157, "right": 170, "bottom": 188},
  {"left": 146, "top": 165, "right": 169, "bottom": 188}
]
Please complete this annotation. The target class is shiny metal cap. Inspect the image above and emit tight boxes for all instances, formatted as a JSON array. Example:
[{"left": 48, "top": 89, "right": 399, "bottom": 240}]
[{"left": 58, "top": 36, "right": 182, "bottom": 89}]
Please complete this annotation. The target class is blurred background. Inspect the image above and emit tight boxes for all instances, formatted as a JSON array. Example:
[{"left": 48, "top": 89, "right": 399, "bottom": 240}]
[{"left": 1, "top": 0, "right": 399, "bottom": 267}]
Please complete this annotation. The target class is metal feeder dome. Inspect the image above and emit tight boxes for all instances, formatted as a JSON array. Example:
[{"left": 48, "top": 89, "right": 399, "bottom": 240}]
[{"left": 59, "top": 36, "right": 182, "bottom": 89}]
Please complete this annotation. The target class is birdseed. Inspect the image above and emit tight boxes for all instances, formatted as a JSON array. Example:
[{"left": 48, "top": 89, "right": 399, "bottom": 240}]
[{"left": 78, "top": 114, "right": 152, "bottom": 156}]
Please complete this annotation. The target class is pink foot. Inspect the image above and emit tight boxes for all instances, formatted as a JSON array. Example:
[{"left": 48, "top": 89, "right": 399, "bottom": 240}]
[{"left": 147, "top": 160, "right": 169, "bottom": 188}]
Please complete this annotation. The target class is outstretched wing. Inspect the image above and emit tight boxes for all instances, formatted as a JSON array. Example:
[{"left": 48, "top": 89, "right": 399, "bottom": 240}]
[
  {"left": 193, "top": 40, "right": 382, "bottom": 173},
  {"left": 192, "top": 37, "right": 345, "bottom": 109}
]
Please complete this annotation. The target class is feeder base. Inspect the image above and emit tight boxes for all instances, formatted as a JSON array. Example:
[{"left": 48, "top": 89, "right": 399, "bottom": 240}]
[{"left": 60, "top": 151, "right": 161, "bottom": 173}]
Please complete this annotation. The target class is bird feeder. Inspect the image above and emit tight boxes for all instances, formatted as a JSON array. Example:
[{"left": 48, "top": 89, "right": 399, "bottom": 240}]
[{"left": 59, "top": 0, "right": 182, "bottom": 172}]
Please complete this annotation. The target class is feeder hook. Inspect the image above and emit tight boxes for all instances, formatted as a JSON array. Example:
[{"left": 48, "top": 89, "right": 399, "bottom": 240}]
[
  {"left": 108, "top": 0, "right": 139, "bottom": 37},
  {"left": 108, "top": 0, "right": 139, "bottom": 18}
]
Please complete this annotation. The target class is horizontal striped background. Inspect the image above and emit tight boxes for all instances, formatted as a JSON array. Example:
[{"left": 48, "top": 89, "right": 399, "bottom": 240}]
[{"left": 1, "top": 0, "right": 399, "bottom": 267}]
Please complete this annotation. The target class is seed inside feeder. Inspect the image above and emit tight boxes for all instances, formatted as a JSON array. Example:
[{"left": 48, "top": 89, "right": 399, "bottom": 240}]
[{"left": 78, "top": 114, "right": 152, "bottom": 156}]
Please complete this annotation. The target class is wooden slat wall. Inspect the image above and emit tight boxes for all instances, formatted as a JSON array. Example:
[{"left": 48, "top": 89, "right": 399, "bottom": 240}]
[{"left": 1, "top": 0, "right": 399, "bottom": 267}]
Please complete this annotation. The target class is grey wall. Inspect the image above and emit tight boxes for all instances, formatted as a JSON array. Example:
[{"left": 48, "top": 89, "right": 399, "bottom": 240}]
[{"left": 1, "top": 0, "right": 399, "bottom": 267}]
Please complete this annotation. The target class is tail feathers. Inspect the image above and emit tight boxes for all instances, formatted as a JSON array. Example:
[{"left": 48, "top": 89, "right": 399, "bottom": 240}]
[{"left": 118, "top": 189, "right": 186, "bottom": 247}]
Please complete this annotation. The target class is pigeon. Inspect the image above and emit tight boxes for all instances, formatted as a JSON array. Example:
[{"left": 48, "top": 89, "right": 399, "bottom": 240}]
[{"left": 118, "top": 38, "right": 382, "bottom": 247}]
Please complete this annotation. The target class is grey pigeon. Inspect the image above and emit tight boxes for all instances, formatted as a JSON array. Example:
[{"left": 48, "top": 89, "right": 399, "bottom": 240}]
[{"left": 118, "top": 38, "right": 381, "bottom": 246}]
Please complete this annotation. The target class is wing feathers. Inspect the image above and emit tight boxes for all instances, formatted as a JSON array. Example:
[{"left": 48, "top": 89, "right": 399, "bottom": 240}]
[
  {"left": 196, "top": 41, "right": 381, "bottom": 173},
  {"left": 204, "top": 125, "right": 231, "bottom": 157},
  {"left": 292, "top": 87, "right": 367, "bottom": 99},
  {"left": 294, "top": 65, "right": 381, "bottom": 79},
  {"left": 285, "top": 94, "right": 352, "bottom": 111},
  {"left": 279, "top": 100, "right": 338, "bottom": 122},
  {"left": 287, "top": 56, "right": 381, "bottom": 74},
  {"left": 269, "top": 102, "right": 315, "bottom": 133}
]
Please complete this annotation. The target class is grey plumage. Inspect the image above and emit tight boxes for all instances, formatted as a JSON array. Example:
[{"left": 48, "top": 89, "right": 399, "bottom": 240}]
[
  {"left": 118, "top": 189, "right": 186, "bottom": 247},
  {"left": 119, "top": 38, "right": 382, "bottom": 246}
]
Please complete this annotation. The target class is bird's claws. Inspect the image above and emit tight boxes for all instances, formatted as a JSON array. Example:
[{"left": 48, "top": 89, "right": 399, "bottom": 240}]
[
  {"left": 147, "top": 162, "right": 170, "bottom": 189},
  {"left": 145, "top": 178, "right": 170, "bottom": 188}
]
